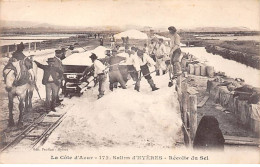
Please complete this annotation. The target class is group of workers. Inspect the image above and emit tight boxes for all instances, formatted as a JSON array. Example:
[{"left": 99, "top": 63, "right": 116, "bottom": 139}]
[
  {"left": 5, "top": 26, "right": 181, "bottom": 111},
  {"left": 90, "top": 26, "right": 182, "bottom": 99}
]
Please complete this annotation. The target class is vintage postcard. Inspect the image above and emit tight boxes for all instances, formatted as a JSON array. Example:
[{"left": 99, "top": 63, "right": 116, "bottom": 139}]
[{"left": 0, "top": 0, "right": 259, "bottom": 164}]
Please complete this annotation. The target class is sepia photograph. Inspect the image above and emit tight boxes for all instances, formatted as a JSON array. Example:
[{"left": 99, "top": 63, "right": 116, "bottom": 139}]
[{"left": 0, "top": 0, "right": 259, "bottom": 164}]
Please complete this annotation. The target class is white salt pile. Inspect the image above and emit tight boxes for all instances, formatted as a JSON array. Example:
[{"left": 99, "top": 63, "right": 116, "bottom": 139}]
[
  {"left": 114, "top": 29, "right": 148, "bottom": 39},
  {"left": 154, "top": 34, "right": 170, "bottom": 41},
  {"left": 62, "top": 46, "right": 110, "bottom": 66},
  {"left": 42, "top": 74, "right": 183, "bottom": 150}
]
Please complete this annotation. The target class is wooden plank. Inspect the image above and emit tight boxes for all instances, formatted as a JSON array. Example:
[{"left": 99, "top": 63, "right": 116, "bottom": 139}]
[
  {"left": 224, "top": 135, "right": 260, "bottom": 144},
  {"left": 182, "top": 82, "right": 188, "bottom": 127},
  {"left": 225, "top": 140, "right": 259, "bottom": 146},
  {"left": 197, "top": 95, "right": 209, "bottom": 108},
  {"left": 182, "top": 124, "right": 191, "bottom": 147},
  {"left": 189, "top": 95, "right": 197, "bottom": 141}
]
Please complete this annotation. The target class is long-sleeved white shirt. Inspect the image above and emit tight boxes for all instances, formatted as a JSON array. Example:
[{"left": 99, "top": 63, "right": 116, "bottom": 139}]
[
  {"left": 156, "top": 43, "right": 167, "bottom": 58},
  {"left": 93, "top": 59, "right": 106, "bottom": 77},
  {"left": 149, "top": 43, "right": 157, "bottom": 54},
  {"left": 135, "top": 53, "right": 156, "bottom": 71}
]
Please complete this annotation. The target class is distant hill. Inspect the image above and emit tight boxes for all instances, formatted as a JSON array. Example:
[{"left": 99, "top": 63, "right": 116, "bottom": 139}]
[
  {"left": 0, "top": 20, "right": 255, "bottom": 33},
  {"left": 179, "top": 26, "right": 251, "bottom": 32},
  {"left": 0, "top": 20, "right": 123, "bottom": 32}
]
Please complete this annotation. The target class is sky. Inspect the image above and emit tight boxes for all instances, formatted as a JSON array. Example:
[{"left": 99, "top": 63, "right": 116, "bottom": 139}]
[{"left": 0, "top": 0, "right": 260, "bottom": 30}]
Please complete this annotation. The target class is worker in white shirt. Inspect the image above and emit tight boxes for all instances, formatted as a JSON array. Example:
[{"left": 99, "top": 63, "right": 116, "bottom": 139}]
[
  {"left": 134, "top": 49, "right": 159, "bottom": 92},
  {"left": 89, "top": 53, "right": 107, "bottom": 99},
  {"left": 125, "top": 47, "right": 139, "bottom": 81},
  {"left": 148, "top": 40, "right": 157, "bottom": 62},
  {"left": 155, "top": 38, "right": 167, "bottom": 75},
  {"left": 143, "top": 43, "right": 149, "bottom": 54}
]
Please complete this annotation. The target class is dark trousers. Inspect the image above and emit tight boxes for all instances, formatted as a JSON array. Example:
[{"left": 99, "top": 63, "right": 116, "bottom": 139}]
[
  {"left": 109, "top": 70, "right": 126, "bottom": 90},
  {"left": 140, "top": 64, "right": 151, "bottom": 80},
  {"left": 171, "top": 48, "right": 182, "bottom": 76},
  {"left": 135, "top": 64, "right": 156, "bottom": 90},
  {"left": 127, "top": 65, "right": 138, "bottom": 81}
]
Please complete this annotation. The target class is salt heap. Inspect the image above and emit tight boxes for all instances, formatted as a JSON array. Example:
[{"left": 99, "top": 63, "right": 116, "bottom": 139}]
[
  {"left": 42, "top": 74, "right": 183, "bottom": 150},
  {"left": 91, "top": 46, "right": 110, "bottom": 59},
  {"left": 62, "top": 46, "right": 110, "bottom": 66},
  {"left": 154, "top": 34, "right": 170, "bottom": 41},
  {"left": 114, "top": 29, "right": 148, "bottom": 39}
]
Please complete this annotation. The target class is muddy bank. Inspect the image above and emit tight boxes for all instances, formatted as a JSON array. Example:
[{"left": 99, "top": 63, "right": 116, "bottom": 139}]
[{"left": 205, "top": 45, "right": 260, "bottom": 69}]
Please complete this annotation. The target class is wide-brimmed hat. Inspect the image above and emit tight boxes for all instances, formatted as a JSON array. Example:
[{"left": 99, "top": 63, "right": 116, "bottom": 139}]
[
  {"left": 17, "top": 42, "right": 25, "bottom": 51},
  {"left": 46, "top": 58, "right": 55, "bottom": 63},
  {"left": 55, "top": 49, "right": 62, "bottom": 54},
  {"left": 89, "top": 53, "right": 98, "bottom": 60},
  {"left": 131, "top": 46, "right": 137, "bottom": 51},
  {"left": 168, "top": 26, "right": 177, "bottom": 32}
]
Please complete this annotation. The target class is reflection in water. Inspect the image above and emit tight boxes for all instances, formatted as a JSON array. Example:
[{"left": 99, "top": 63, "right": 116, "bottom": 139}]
[{"left": 182, "top": 47, "right": 260, "bottom": 87}]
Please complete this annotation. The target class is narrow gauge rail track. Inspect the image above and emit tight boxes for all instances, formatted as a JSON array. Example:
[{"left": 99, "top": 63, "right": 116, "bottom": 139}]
[{"left": 0, "top": 104, "right": 74, "bottom": 152}]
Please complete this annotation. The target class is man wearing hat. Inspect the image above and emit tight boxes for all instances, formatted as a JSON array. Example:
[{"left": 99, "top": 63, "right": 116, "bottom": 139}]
[
  {"left": 34, "top": 58, "right": 63, "bottom": 111},
  {"left": 12, "top": 42, "right": 26, "bottom": 61},
  {"left": 4, "top": 42, "right": 26, "bottom": 75},
  {"left": 89, "top": 53, "right": 107, "bottom": 99},
  {"left": 110, "top": 35, "right": 115, "bottom": 49},
  {"left": 155, "top": 38, "right": 167, "bottom": 75},
  {"left": 60, "top": 48, "right": 67, "bottom": 60},
  {"left": 54, "top": 49, "right": 64, "bottom": 104},
  {"left": 134, "top": 49, "right": 159, "bottom": 92},
  {"left": 107, "top": 49, "right": 127, "bottom": 91},
  {"left": 148, "top": 40, "right": 157, "bottom": 62},
  {"left": 65, "top": 45, "right": 75, "bottom": 57},
  {"left": 99, "top": 37, "right": 104, "bottom": 46},
  {"left": 102, "top": 50, "right": 111, "bottom": 66},
  {"left": 125, "top": 46, "right": 139, "bottom": 82},
  {"left": 168, "top": 26, "right": 182, "bottom": 84}
]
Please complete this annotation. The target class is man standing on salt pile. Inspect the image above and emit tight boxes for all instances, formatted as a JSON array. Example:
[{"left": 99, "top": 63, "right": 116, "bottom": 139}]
[
  {"left": 89, "top": 53, "right": 107, "bottom": 99},
  {"left": 125, "top": 47, "right": 139, "bottom": 82},
  {"left": 107, "top": 49, "right": 127, "bottom": 91},
  {"left": 102, "top": 50, "right": 112, "bottom": 66},
  {"left": 155, "top": 38, "right": 167, "bottom": 76},
  {"left": 143, "top": 43, "right": 149, "bottom": 54},
  {"left": 164, "top": 41, "right": 172, "bottom": 84},
  {"left": 168, "top": 26, "right": 182, "bottom": 85},
  {"left": 148, "top": 39, "right": 157, "bottom": 62},
  {"left": 134, "top": 49, "right": 159, "bottom": 92}
]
